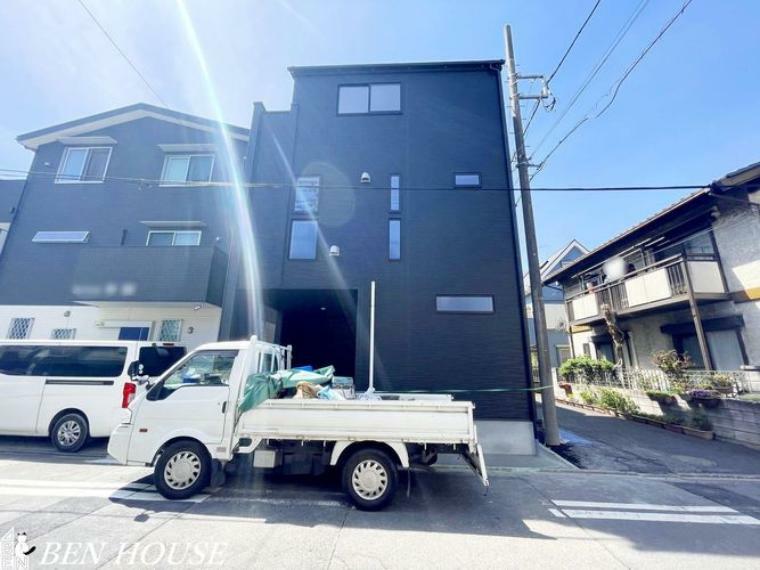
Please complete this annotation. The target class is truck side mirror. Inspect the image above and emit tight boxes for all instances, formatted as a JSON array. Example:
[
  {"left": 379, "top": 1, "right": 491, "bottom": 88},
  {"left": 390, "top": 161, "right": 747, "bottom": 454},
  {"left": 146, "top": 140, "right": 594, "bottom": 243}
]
[{"left": 127, "top": 360, "right": 141, "bottom": 378}]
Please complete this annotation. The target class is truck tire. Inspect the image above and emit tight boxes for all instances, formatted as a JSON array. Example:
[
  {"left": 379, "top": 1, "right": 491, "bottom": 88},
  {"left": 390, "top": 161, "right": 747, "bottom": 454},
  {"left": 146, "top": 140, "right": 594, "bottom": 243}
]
[
  {"left": 51, "top": 413, "right": 89, "bottom": 453},
  {"left": 154, "top": 441, "right": 210, "bottom": 500},
  {"left": 342, "top": 448, "right": 398, "bottom": 511}
]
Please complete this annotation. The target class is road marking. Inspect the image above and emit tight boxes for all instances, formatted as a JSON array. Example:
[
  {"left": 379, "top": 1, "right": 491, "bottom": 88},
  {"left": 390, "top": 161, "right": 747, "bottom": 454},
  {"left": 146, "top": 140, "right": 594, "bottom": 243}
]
[
  {"left": 548, "top": 508, "right": 566, "bottom": 518},
  {"left": 556, "top": 509, "right": 760, "bottom": 525},
  {"left": 0, "top": 483, "right": 208, "bottom": 503},
  {"left": 0, "top": 478, "right": 150, "bottom": 490},
  {"left": 552, "top": 500, "right": 737, "bottom": 513},
  {"left": 211, "top": 496, "right": 345, "bottom": 508}
]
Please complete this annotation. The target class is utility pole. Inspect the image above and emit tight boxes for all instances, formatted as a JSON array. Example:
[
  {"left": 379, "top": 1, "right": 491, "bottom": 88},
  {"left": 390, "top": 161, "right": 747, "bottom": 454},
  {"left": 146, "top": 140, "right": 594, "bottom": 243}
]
[{"left": 504, "top": 24, "right": 561, "bottom": 447}]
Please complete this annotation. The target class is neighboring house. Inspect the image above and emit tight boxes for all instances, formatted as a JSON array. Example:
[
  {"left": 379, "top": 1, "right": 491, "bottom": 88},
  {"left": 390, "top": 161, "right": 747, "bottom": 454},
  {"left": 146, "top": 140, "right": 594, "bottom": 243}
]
[
  {"left": 0, "top": 103, "right": 249, "bottom": 346},
  {"left": 0, "top": 180, "right": 24, "bottom": 258},
  {"left": 524, "top": 240, "right": 588, "bottom": 369},
  {"left": 0, "top": 61, "right": 534, "bottom": 443},
  {"left": 545, "top": 163, "right": 760, "bottom": 372}
]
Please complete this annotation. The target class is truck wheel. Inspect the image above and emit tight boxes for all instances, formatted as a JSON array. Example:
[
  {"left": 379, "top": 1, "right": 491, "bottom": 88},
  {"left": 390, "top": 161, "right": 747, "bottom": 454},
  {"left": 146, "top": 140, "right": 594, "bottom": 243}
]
[
  {"left": 342, "top": 448, "right": 398, "bottom": 511},
  {"left": 154, "top": 441, "right": 210, "bottom": 500},
  {"left": 51, "top": 413, "right": 89, "bottom": 453}
]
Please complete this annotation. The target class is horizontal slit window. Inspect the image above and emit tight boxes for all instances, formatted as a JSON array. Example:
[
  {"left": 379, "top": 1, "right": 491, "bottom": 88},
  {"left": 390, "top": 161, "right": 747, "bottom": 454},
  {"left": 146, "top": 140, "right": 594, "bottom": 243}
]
[
  {"left": 33, "top": 231, "right": 90, "bottom": 243},
  {"left": 147, "top": 230, "right": 201, "bottom": 246},
  {"left": 454, "top": 173, "right": 481, "bottom": 188},
  {"left": 436, "top": 295, "right": 494, "bottom": 313}
]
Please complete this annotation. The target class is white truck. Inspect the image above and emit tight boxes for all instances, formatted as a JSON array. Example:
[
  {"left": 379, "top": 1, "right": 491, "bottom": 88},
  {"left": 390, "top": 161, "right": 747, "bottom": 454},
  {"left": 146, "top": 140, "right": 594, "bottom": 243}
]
[{"left": 108, "top": 337, "right": 488, "bottom": 510}]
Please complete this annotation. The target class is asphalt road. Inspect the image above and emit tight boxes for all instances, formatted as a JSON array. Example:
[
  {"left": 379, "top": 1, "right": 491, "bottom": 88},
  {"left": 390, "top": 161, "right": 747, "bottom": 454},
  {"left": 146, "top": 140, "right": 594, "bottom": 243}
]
[
  {"left": 556, "top": 404, "right": 760, "bottom": 474},
  {"left": 1, "top": 436, "right": 759, "bottom": 568}
]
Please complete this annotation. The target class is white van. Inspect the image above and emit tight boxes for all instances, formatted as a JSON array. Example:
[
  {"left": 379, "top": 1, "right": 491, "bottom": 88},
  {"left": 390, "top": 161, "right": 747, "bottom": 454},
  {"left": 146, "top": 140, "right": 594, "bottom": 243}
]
[{"left": 0, "top": 340, "right": 186, "bottom": 452}]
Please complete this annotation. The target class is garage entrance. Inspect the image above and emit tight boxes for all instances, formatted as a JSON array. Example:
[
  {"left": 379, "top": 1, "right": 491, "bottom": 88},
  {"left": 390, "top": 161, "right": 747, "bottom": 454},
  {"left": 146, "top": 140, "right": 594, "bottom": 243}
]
[{"left": 265, "top": 289, "right": 358, "bottom": 377}]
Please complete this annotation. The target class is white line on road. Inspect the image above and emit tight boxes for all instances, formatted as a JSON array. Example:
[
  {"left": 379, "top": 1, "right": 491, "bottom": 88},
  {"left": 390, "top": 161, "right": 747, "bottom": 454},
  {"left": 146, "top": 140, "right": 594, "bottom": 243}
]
[
  {"left": 555, "top": 509, "right": 760, "bottom": 525},
  {"left": 552, "top": 500, "right": 738, "bottom": 513},
  {"left": 0, "top": 478, "right": 151, "bottom": 490},
  {"left": 548, "top": 508, "right": 566, "bottom": 518},
  {"left": 0, "top": 484, "right": 208, "bottom": 503}
]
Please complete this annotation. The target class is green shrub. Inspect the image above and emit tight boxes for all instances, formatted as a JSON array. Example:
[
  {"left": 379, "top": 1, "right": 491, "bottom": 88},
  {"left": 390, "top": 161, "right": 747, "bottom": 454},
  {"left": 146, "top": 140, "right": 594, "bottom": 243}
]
[
  {"left": 559, "top": 356, "right": 614, "bottom": 382},
  {"left": 651, "top": 349, "right": 692, "bottom": 376},
  {"left": 645, "top": 390, "right": 677, "bottom": 405},
  {"left": 687, "top": 410, "right": 712, "bottom": 431},
  {"left": 663, "top": 412, "right": 685, "bottom": 426},
  {"left": 579, "top": 390, "right": 598, "bottom": 405},
  {"left": 598, "top": 388, "right": 638, "bottom": 415}
]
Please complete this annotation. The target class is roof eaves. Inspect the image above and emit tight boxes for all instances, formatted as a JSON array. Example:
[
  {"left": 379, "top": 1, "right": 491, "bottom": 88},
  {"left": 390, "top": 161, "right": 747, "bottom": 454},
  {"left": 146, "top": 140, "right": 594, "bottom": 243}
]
[{"left": 288, "top": 59, "right": 504, "bottom": 77}]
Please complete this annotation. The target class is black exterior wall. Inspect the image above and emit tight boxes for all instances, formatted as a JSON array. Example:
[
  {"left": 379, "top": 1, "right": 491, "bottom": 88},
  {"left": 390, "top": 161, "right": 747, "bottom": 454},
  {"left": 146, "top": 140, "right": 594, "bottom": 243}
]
[{"left": 226, "top": 62, "right": 533, "bottom": 420}]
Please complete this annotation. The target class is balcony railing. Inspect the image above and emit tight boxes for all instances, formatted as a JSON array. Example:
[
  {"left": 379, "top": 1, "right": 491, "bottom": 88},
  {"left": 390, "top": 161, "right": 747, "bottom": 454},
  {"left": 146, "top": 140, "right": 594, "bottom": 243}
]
[{"left": 566, "top": 255, "right": 725, "bottom": 323}]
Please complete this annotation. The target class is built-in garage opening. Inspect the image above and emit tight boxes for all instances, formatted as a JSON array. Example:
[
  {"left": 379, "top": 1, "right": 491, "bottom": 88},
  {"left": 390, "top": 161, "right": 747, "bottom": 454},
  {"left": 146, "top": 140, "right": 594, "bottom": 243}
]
[{"left": 264, "top": 289, "right": 358, "bottom": 377}]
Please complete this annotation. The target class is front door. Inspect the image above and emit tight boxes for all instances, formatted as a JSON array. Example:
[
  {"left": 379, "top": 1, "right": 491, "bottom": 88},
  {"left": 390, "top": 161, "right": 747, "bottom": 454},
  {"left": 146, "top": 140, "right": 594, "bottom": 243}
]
[{"left": 129, "top": 350, "right": 239, "bottom": 462}]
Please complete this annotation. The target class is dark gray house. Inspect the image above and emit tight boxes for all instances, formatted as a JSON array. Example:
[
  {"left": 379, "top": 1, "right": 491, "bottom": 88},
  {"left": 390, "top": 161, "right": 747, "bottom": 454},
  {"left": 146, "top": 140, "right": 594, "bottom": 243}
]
[{"left": 1, "top": 61, "right": 534, "bottom": 439}]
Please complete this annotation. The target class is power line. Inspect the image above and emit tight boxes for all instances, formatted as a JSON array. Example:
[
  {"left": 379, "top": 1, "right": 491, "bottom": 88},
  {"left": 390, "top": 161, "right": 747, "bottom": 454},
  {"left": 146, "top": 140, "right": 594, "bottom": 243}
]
[
  {"left": 1, "top": 166, "right": 756, "bottom": 193},
  {"left": 547, "top": 0, "right": 603, "bottom": 83},
  {"left": 531, "top": 0, "right": 694, "bottom": 181},
  {"left": 76, "top": 0, "right": 168, "bottom": 107},
  {"left": 530, "top": 0, "right": 651, "bottom": 159}
]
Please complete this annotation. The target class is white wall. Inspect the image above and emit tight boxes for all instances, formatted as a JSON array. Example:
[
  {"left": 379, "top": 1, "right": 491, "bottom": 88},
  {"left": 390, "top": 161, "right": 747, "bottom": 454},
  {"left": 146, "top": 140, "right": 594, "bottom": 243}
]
[
  {"left": 736, "top": 301, "right": 760, "bottom": 365},
  {"left": 0, "top": 304, "right": 222, "bottom": 350},
  {"left": 713, "top": 205, "right": 760, "bottom": 294}
]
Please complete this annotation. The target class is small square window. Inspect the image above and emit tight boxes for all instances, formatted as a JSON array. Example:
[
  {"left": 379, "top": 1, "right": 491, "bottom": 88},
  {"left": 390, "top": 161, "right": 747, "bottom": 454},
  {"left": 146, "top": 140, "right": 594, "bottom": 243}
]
[
  {"left": 158, "top": 319, "right": 182, "bottom": 342},
  {"left": 8, "top": 318, "right": 33, "bottom": 339},
  {"left": 294, "top": 177, "right": 320, "bottom": 215},
  {"left": 56, "top": 147, "right": 112, "bottom": 183},
  {"left": 454, "top": 173, "right": 481, "bottom": 188},
  {"left": 338, "top": 86, "right": 369, "bottom": 114},
  {"left": 289, "top": 220, "right": 318, "bottom": 260}
]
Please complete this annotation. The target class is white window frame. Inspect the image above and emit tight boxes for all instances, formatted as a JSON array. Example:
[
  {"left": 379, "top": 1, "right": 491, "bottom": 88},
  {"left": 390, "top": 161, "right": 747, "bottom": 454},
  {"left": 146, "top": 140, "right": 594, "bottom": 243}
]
[
  {"left": 32, "top": 231, "right": 90, "bottom": 243},
  {"left": 146, "top": 230, "right": 202, "bottom": 246},
  {"left": 159, "top": 154, "right": 215, "bottom": 186},
  {"left": 55, "top": 146, "right": 113, "bottom": 184},
  {"left": 7, "top": 318, "right": 34, "bottom": 339}
]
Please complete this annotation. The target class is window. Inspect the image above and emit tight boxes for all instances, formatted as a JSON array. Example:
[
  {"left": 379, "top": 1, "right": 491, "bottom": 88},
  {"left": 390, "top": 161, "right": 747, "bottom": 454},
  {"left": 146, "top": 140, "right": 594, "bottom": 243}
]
[
  {"left": 56, "top": 147, "right": 112, "bottom": 183},
  {"left": 294, "top": 177, "right": 320, "bottom": 215},
  {"left": 454, "top": 173, "right": 481, "bottom": 188},
  {"left": 158, "top": 319, "right": 182, "bottom": 342},
  {"left": 138, "top": 345, "right": 186, "bottom": 376},
  {"left": 146, "top": 230, "right": 201, "bottom": 246},
  {"left": 389, "top": 220, "right": 401, "bottom": 260},
  {"left": 370, "top": 84, "right": 401, "bottom": 112},
  {"left": 51, "top": 328, "right": 76, "bottom": 340},
  {"left": 338, "top": 83, "right": 401, "bottom": 114},
  {"left": 33, "top": 231, "right": 90, "bottom": 243},
  {"left": 390, "top": 175, "right": 400, "bottom": 212},
  {"left": 289, "top": 220, "right": 318, "bottom": 260},
  {"left": 154, "top": 350, "right": 238, "bottom": 399},
  {"left": 8, "top": 318, "right": 33, "bottom": 339},
  {"left": 0, "top": 345, "right": 127, "bottom": 377},
  {"left": 160, "top": 154, "right": 214, "bottom": 185},
  {"left": 435, "top": 296, "right": 494, "bottom": 313},
  {"left": 118, "top": 327, "right": 150, "bottom": 341}
]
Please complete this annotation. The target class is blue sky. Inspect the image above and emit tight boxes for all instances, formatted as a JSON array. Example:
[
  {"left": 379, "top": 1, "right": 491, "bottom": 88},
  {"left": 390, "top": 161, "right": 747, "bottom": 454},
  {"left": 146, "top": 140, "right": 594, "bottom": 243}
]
[{"left": 1, "top": 0, "right": 758, "bottom": 259}]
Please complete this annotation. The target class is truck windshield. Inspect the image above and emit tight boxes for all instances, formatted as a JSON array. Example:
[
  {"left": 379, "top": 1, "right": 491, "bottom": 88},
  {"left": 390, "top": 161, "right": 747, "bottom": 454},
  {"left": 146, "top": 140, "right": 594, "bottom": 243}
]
[
  {"left": 138, "top": 346, "right": 187, "bottom": 376},
  {"left": 154, "top": 350, "right": 238, "bottom": 399}
]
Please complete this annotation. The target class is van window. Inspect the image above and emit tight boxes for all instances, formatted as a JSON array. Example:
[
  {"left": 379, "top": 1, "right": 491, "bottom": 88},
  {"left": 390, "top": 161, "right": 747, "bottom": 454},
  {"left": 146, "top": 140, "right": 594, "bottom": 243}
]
[
  {"left": 152, "top": 350, "right": 238, "bottom": 399},
  {"left": 0, "top": 345, "right": 127, "bottom": 377},
  {"left": 138, "top": 346, "right": 187, "bottom": 376}
]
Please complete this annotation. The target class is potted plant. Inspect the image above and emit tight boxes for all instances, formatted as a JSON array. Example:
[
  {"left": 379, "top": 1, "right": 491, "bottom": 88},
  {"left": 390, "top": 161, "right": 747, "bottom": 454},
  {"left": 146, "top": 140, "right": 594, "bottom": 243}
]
[
  {"left": 687, "top": 389, "right": 722, "bottom": 408},
  {"left": 709, "top": 374, "right": 735, "bottom": 396}
]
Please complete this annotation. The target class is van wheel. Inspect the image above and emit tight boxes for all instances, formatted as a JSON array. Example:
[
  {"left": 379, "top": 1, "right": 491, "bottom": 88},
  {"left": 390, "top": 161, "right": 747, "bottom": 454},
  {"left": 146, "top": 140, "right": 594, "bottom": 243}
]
[
  {"left": 342, "top": 448, "right": 398, "bottom": 511},
  {"left": 154, "top": 441, "right": 210, "bottom": 500},
  {"left": 51, "top": 413, "right": 89, "bottom": 453}
]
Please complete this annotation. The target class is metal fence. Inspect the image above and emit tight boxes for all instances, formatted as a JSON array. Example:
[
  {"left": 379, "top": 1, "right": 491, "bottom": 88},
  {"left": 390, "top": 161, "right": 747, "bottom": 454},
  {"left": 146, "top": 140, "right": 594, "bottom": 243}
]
[{"left": 562, "top": 368, "right": 754, "bottom": 396}]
